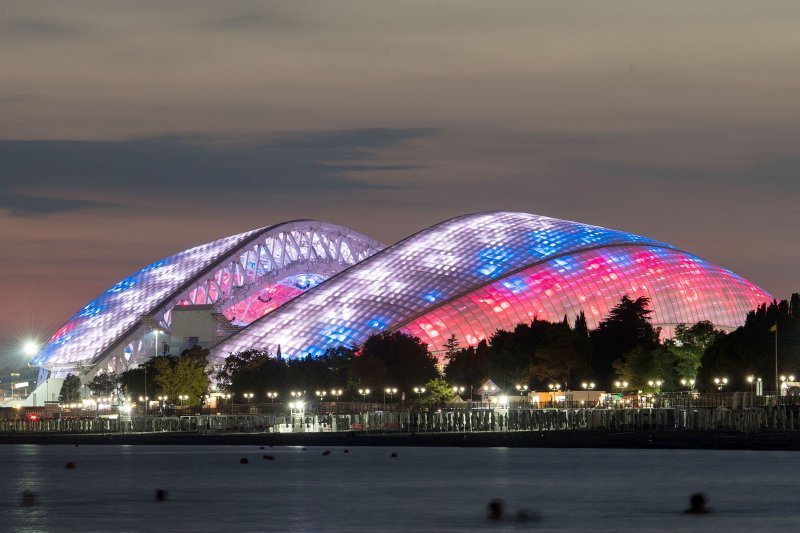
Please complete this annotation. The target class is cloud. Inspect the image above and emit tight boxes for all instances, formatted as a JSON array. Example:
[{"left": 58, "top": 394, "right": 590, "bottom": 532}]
[
  {"left": 0, "top": 18, "right": 88, "bottom": 41},
  {"left": 0, "top": 128, "right": 436, "bottom": 216},
  {"left": 198, "top": 10, "right": 306, "bottom": 32},
  {"left": 0, "top": 192, "right": 117, "bottom": 216}
]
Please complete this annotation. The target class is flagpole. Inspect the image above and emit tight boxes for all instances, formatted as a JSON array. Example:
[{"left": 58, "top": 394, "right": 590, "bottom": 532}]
[{"left": 774, "top": 322, "right": 779, "bottom": 403}]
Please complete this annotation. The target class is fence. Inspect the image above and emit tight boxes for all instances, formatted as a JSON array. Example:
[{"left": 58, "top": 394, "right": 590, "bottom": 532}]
[{"left": 2, "top": 404, "right": 799, "bottom": 435}]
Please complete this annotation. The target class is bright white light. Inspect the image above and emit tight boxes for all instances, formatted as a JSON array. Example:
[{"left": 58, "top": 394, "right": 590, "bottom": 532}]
[{"left": 22, "top": 341, "right": 39, "bottom": 357}]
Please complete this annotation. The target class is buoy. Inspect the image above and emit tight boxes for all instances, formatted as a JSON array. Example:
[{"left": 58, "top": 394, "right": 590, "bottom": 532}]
[
  {"left": 322, "top": 450, "right": 331, "bottom": 456},
  {"left": 684, "top": 493, "right": 709, "bottom": 514},
  {"left": 240, "top": 457, "right": 249, "bottom": 464},
  {"left": 154, "top": 489, "right": 168, "bottom": 502},
  {"left": 344, "top": 449, "right": 349, "bottom": 453},
  {"left": 65, "top": 462, "right": 76, "bottom": 470},
  {"left": 390, "top": 452, "right": 398, "bottom": 458},
  {"left": 262, "top": 454, "right": 275, "bottom": 461},
  {"left": 487, "top": 499, "right": 505, "bottom": 520},
  {"left": 21, "top": 490, "right": 36, "bottom": 507}
]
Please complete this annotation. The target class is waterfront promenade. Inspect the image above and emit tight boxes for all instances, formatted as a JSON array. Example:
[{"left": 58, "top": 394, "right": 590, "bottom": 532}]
[{"left": 4, "top": 398, "right": 800, "bottom": 449}]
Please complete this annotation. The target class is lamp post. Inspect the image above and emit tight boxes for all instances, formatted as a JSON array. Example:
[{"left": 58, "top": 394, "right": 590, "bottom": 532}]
[
  {"left": 178, "top": 394, "right": 188, "bottom": 408},
  {"left": 482, "top": 385, "right": 497, "bottom": 407},
  {"left": 267, "top": 392, "right": 278, "bottom": 403},
  {"left": 315, "top": 390, "right": 327, "bottom": 402},
  {"left": 330, "top": 389, "right": 343, "bottom": 402},
  {"left": 714, "top": 377, "right": 728, "bottom": 392},
  {"left": 413, "top": 386, "right": 426, "bottom": 400},
  {"left": 680, "top": 378, "right": 695, "bottom": 393},
  {"left": 243, "top": 392, "right": 254, "bottom": 403},
  {"left": 157, "top": 395, "right": 168, "bottom": 415},
  {"left": 384, "top": 387, "right": 397, "bottom": 407},
  {"left": 223, "top": 393, "right": 232, "bottom": 414},
  {"left": 358, "top": 388, "right": 370, "bottom": 405},
  {"left": 452, "top": 385, "right": 465, "bottom": 398},
  {"left": 614, "top": 381, "right": 628, "bottom": 406},
  {"left": 138, "top": 395, "right": 149, "bottom": 416},
  {"left": 548, "top": 383, "right": 561, "bottom": 407},
  {"left": 515, "top": 384, "right": 529, "bottom": 406}
]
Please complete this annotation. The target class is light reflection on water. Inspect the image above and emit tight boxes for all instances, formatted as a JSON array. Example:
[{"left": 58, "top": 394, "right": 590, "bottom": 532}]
[{"left": 1, "top": 444, "right": 798, "bottom": 532}]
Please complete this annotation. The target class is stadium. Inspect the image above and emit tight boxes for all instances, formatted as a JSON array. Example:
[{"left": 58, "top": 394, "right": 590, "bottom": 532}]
[{"left": 31, "top": 211, "right": 773, "bottom": 397}]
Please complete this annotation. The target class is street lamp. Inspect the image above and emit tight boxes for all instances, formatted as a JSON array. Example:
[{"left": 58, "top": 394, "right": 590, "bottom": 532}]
[
  {"left": 515, "top": 384, "right": 530, "bottom": 405},
  {"left": 266, "top": 392, "right": 278, "bottom": 403},
  {"left": 178, "top": 394, "right": 188, "bottom": 407},
  {"left": 482, "top": 385, "right": 497, "bottom": 406},
  {"left": 548, "top": 383, "right": 561, "bottom": 406},
  {"left": 413, "top": 386, "right": 426, "bottom": 400},
  {"left": 581, "top": 382, "right": 595, "bottom": 390},
  {"left": 223, "top": 393, "right": 232, "bottom": 413},
  {"left": 358, "top": 388, "right": 370, "bottom": 404},
  {"left": 157, "top": 395, "right": 168, "bottom": 415},
  {"left": 680, "top": 378, "right": 695, "bottom": 392},
  {"left": 714, "top": 377, "right": 728, "bottom": 391},
  {"left": 330, "top": 389, "right": 343, "bottom": 401},
  {"left": 243, "top": 392, "right": 254, "bottom": 403},
  {"left": 452, "top": 385, "right": 465, "bottom": 397},
  {"left": 384, "top": 387, "right": 397, "bottom": 411},
  {"left": 315, "top": 390, "right": 327, "bottom": 401},
  {"left": 384, "top": 387, "right": 397, "bottom": 400},
  {"left": 138, "top": 395, "right": 149, "bottom": 415}
]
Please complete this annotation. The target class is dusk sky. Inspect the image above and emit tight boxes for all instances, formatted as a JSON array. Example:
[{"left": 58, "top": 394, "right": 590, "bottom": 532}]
[{"left": 1, "top": 1, "right": 798, "bottom": 367}]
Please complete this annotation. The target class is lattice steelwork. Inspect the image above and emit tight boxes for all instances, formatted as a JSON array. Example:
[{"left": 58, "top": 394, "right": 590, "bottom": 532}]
[
  {"left": 211, "top": 211, "right": 773, "bottom": 362},
  {"left": 33, "top": 221, "right": 383, "bottom": 375}
]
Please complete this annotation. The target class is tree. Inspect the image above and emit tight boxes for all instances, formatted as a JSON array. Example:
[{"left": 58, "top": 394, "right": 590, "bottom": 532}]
[
  {"left": 527, "top": 318, "right": 590, "bottom": 388},
  {"left": 354, "top": 332, "right": 438, "bottom": 390},
  {"left": 217, "top": 349, "right": 272, "bottom": 397},
  {"left": 87, "top": 372, "right": 118, "bottom": 397},
  {"left": 154, "top": 352, "right": 211, "bottom": 405},
  {"left": 613, "top": 345, "right": 676, "bottom": 391},
  {"left": 58, "top": 374, "right": 81, "bottom": 404},
  {"left": 590, "top": 296, "right": 660, "bottom": 384},
  {"left": 665, "top": 321, "right": 719, "bottom": 381},
  {"left": 443, "top": 334, "right": 460, "bottom": 360},
  {"left": 118, "top": 357, "right": 159, "bottom": 399},
  {"left": 444, "top": 341, "right": 490, "bottom": 388},
  {"left": 699, "top": 295, "right": 800, "bottom": 392},
  {"left": 417, "top": 377, "right": 455, "bottom": 408}
]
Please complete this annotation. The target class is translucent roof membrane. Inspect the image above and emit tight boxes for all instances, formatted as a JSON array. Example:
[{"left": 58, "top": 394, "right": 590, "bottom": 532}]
[
  {"left": 212, "top": 211, "right": 772, "bottom": 361},
  {"left": 33, "top": 226, "right": 270, "bottom": 367},
  {"left": 402, "top": 246, "right": 772, "bottom": 353}
]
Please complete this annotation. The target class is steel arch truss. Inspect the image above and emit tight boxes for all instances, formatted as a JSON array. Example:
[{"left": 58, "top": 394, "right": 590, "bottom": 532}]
[{"left": 60, "top": 221, "right": 383, "bottom": 381}]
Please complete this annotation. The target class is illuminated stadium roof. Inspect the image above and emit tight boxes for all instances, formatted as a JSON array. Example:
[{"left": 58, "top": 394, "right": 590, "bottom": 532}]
[
  {"left": 210, "top": 212, "right": 773, "bottom": 362},
  {"left": 34, "top": 211, "right": 773, "bottom": 376},
  {"left": 33, "top": 221, "right": 383, "bottom": 376}
]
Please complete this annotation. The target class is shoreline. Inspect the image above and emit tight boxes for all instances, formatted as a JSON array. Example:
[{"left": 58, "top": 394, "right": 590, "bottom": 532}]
[{"left": 2, "top": 430, "right": 800, "bottom": 450}]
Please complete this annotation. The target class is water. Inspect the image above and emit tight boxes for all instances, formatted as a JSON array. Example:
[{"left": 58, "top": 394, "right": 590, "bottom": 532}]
[{"left": 1, "top": 445, "right": 798, "bottom": 532}]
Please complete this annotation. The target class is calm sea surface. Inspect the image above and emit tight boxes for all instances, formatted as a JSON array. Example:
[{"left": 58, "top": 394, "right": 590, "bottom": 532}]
[{"left": 1, "top": 444, "right": 798, "bottom": 532}]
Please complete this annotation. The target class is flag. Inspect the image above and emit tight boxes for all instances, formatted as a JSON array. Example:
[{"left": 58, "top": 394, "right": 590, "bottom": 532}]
[{"left": 769, "top": 323, "right": 777, "bottom": 333}]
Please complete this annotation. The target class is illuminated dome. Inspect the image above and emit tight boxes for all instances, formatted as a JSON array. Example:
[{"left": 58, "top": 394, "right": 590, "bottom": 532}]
[
  {"left": 211, "top": 212, "right": 773, "bottom": 362},
  {"left": 32, "top": 221, "right": 383, "bottom": 377}
]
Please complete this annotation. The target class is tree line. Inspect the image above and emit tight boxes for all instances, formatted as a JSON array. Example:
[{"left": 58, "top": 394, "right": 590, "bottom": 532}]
[{"left": 59, "top": 292, "right": 800, "bottom": 404}]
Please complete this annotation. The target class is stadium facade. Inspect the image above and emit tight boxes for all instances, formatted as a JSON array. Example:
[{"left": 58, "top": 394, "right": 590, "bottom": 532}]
[{"left": 33, "top": 212, "right": 773, "bottom": 383}]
